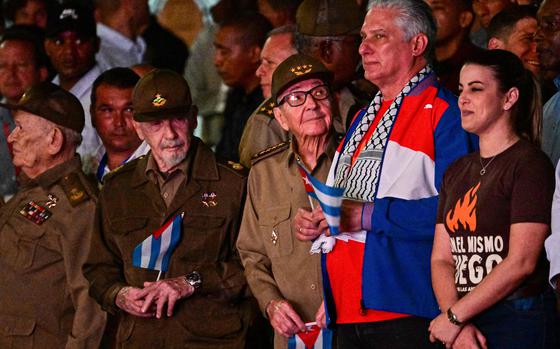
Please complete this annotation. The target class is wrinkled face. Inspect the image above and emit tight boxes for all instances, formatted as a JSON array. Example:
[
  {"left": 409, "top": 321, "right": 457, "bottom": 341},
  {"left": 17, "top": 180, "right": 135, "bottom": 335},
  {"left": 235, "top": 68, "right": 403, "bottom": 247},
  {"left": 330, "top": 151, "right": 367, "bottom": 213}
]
[
  {"left": 45, "top": 31, "right": 97, "bottom": 82},
  {"left": 214, "top": 26, "right": 259, "bottom": 88},
  {"left": 359, "top": 8, "right": 416, "bottom": 88},
  {"left": 14, "top": 0, "right": 47, "bottom": 29},
  {"left": 255, "top": 33, "right": 297, "bottom": 98},
  {"left": 274, "top": 79, "right": 332, "bottom": 141},
  {"left": 503, "top": 17, "right": 540, "bottom": 75},
  {"left": 92, "top": 84, "right": 142, "bottom": 154},
  {"left": 7, "top": 110, "right": 52, "bottom": 177},
  {"left": 473, "top": 0, "right": 511, "bottom": 28},
  {"left": 134, "top": 117, "right": 196, "bottom": 172},
  {"left": 537, "top": 0, "right": 560, "bottom": 73},
  {"left": 427, "top": 0, "right": 468, "bottom": 43},
  {"left": 458, "top": 64, "right": 512, "bottom": 136},
  {"left": 0, "top": 40, "right": 43, "bottom": 103}
]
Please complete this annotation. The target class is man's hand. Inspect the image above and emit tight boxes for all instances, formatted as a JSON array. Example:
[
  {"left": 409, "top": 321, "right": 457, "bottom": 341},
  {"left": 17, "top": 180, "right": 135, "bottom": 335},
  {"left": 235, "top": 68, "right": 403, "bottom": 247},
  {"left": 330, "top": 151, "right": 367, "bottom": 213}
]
[
  {"left": 340, "top": 200, "right": 364, "bottom": 232},
  {"left": 266, "top": 299, "right": 306, "bottom": 337},
  {"left": 115, "top": 286, "right": 155, "bottom": 317},
  {"left": 139, "top": 276, "right": 195, "bottom": 318},
  {"left": 452, "top": 324, "right": 487, "bottom": 349},
  {"left": 315, "top": 302, "right": 326, "bottom": 328},
  {"left": 294, "top": 207, "right": 328, "bottom": 241}
]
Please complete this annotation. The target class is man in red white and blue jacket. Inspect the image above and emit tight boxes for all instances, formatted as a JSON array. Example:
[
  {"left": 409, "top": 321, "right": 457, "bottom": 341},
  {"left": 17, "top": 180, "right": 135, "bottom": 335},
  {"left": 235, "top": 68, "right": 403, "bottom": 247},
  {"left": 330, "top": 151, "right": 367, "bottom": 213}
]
[{"left": 294, "top": 1, "right": 477, "bottom": 348}]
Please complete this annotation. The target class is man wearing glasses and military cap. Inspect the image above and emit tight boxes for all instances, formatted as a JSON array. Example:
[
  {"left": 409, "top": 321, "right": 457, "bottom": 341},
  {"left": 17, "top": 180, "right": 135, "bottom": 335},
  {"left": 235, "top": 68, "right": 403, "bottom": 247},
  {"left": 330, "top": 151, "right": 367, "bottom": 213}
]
[
  {"left": 0, "top": 82, "right": 105, "bottom": 348},
  {"left": 237, "top": 54, "right": 338, "bottom": 348},
  {"left": 84, "top": 69, "right": 256, "bottom": 348}
]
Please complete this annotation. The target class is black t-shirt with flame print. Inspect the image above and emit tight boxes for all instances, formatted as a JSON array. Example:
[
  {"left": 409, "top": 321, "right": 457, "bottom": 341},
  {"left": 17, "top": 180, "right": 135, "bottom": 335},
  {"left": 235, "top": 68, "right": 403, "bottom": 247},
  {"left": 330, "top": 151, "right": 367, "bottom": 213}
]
[{"left": 437, "top": 139, "right": 554, "bottom": 297}]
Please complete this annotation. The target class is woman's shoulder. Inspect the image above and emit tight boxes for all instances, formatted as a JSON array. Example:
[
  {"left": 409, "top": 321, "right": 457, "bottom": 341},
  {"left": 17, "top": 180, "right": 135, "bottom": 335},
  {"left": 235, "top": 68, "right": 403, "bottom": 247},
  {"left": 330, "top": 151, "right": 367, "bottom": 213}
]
[{"left": 508, "top": 140, "right": 554, "bottom": 169}]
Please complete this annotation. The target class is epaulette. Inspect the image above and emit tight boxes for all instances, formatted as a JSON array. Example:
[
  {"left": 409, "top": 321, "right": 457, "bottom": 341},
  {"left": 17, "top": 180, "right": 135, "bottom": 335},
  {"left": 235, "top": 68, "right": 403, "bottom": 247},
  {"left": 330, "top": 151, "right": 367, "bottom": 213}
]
[
  {"left": 220, "top": 160, "right": 249, "bottom": 177},
  {"left": 103, "top": 155, "right": 145, "bottom": 183},
  {"left": 256, "top": 97, "right": 276, "bottom": 119},
  {"left": 251, "top": 141, "right": 290, "bottom": 166},
  {"left": 60, "top": 172, "right": 90, "bottom": 207}
]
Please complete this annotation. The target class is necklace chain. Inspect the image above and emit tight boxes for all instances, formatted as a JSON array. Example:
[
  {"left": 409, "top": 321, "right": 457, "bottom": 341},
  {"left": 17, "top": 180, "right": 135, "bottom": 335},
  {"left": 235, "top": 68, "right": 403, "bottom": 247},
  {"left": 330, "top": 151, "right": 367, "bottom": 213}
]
[{"left": 479, "top": 155, "right": 497, "bottom": 176}]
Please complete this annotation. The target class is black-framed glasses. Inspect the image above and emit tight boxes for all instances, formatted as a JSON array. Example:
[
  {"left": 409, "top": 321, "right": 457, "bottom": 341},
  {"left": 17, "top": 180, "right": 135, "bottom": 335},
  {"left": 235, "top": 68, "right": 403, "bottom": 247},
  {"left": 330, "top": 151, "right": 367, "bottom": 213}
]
[{"left": 278, "top": 84, "right": 330, "bottom": 107}]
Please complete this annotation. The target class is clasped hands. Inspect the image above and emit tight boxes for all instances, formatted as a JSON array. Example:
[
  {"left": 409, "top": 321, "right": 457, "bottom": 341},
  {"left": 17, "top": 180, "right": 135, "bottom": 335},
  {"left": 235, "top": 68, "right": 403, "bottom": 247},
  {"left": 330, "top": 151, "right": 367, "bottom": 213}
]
[{"left": 116, "top": 275, "right": 195, "bottom": 319}]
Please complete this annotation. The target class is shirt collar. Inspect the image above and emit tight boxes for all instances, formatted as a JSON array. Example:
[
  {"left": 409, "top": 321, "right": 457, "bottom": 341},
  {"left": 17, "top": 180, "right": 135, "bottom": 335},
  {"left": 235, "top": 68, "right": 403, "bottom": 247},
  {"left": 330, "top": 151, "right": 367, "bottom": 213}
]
[
  {"left": 52, "top": 65, "right": 102, "bottom": 99},
  {"left": 554, "top": 76, "right": 560, "bottom": 91},
  {"left": 19, "top": 156, "right": 82, "bottom": 189}
]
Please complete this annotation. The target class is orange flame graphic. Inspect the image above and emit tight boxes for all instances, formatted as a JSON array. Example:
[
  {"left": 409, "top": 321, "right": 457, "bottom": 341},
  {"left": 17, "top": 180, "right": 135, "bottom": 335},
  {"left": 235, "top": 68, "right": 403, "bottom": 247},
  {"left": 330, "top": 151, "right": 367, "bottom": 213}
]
[{"left": 445, "top": 182, "right": 480, "bottom": 233}]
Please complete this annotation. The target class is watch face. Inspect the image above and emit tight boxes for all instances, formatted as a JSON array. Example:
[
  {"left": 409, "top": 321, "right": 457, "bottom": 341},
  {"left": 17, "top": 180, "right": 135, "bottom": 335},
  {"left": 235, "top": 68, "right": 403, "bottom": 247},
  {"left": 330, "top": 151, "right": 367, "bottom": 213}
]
[{"left": 187, "top": 272, "right": 202, "bottom": 288}]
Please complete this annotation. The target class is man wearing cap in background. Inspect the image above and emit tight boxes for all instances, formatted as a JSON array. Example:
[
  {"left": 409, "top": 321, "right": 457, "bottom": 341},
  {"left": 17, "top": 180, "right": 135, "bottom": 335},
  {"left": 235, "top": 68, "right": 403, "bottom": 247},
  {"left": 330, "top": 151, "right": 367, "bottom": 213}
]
[
  {"left": 238, "top": 25, "right": 297, "bottom": 168},
  {"left": 84, "top": 69, "right": 257, "bottom": 348},
  {"left": 0, "top": 26, "right": 49, "bottom": 202},
  {"left": 44, "top": 1, "right": 103, "bottom": 175},
  {"left": 238, "top": 54, "right": 337, "bottom": 348},
  {"left": 0, "top": 82, "right": 105, "bottom": 348},
  {"left": 90, "top": 67, "right": 150, "bottom": 183},
  {"left": 295, "top": 0, "right": 375, "bottom": 133}
]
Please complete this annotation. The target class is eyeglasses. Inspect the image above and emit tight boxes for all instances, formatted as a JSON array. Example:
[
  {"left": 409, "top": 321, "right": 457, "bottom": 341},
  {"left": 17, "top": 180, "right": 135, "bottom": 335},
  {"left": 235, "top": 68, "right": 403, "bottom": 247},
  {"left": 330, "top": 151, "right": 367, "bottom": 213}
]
[{"left": 278, "top": 85, "right": 330, "bottom": 107}]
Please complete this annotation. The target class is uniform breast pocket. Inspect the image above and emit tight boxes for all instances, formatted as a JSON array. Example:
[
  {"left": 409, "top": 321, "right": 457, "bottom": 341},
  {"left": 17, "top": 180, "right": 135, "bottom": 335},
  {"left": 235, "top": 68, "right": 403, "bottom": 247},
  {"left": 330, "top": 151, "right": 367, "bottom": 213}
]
[
  {"left": 109, "top": 217, "right": 149, "bottom": 263},
  {"left": 259, "top": 205, "right": 293, "bottom": 258},
  {"left": 180, "top": 215, "right": 225, "bottom": 262},
  {"left": 0, "top": 218, "right": 46, "bottom": 271}
]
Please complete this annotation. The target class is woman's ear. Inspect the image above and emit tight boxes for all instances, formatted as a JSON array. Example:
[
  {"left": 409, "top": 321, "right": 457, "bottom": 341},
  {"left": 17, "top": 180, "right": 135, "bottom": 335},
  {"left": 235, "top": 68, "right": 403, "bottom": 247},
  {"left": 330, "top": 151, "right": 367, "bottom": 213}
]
[{"left": 503, "top": 87, "right": 519, "bottom": 111}]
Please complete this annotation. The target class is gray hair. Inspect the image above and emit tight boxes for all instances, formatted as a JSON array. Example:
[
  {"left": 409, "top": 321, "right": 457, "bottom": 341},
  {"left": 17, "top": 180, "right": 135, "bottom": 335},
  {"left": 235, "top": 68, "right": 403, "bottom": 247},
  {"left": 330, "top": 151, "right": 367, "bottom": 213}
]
[
  {"left": 368, "top": 0, "right": 436, "bottom": 62},
  {"left": 60, "top": 126, "right": 83, "bottom": 150}
]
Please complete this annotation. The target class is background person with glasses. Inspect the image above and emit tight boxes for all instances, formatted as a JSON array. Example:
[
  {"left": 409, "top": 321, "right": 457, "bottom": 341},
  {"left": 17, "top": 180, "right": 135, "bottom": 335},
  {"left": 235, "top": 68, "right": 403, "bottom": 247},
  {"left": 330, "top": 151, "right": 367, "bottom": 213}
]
[{"left": 237, "top": 54, "right": 338, "bottom": 349}]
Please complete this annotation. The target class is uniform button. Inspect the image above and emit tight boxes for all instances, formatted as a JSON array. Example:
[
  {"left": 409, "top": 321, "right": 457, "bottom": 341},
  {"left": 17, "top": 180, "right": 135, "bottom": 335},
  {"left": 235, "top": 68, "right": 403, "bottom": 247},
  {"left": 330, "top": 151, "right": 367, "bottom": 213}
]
[
  {"left": 163, "top": 192, "right": 169, "bottom": 198},
  {"left": 310, "top": 284, "right": 316, "bottom": 290}
]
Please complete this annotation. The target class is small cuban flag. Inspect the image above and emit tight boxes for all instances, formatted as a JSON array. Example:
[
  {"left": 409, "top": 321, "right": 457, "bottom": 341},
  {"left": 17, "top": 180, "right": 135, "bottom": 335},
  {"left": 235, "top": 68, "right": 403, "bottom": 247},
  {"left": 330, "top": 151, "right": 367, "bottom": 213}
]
[
  {"left": 288, "top": 323, "right": 333, "bottom": 349},
  {"left": 297, "top": 163, "right": 344, "bottom": 236},
  {"left": 132, "top": 213, "right": 183, "bottom": 276}
]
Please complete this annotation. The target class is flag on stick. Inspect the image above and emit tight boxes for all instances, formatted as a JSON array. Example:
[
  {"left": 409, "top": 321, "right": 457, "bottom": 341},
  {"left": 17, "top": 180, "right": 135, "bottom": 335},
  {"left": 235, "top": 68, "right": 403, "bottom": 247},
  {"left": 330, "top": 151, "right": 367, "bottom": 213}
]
[
  {"left": 288, "top": 323, "right": 333, "bottom": 349},
  {"left": 132, "top": 213, "right": 183, "bottom": 273},
  {"left": 297, "top": 163, "right": 344, "bottom": 236}
]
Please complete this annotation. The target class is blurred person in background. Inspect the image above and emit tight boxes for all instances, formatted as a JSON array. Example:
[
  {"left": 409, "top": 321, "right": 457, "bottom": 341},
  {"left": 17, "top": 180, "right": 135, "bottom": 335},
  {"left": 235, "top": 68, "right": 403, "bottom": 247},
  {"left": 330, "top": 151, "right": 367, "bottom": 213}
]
[
  {"left": 238, "top": 25, "right": 297, "bottom": 168},
  {"left": 488, "top": 5, "right": 540, "bottom": 76},
  {"left": 257, "top": 0, "right": 302, "bottom": 28},
  {"left": 471, "top": 0, "right": 515, "bottom": 47},
  {"left": 213, "top": 12, "right": 271, "bottom": 162},
  {"left": 428, "top": 0, "right": 485, "bottom": 95},
  {"left": 0, "top": 26, "right": 48, "bottom": 201}
]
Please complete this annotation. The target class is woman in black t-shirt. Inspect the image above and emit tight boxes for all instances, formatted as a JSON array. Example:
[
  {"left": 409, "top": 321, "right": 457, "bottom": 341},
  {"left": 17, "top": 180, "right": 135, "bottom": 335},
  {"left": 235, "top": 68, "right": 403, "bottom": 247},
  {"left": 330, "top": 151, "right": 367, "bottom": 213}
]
[{"left": 428, "top": 50, "right": 558, "bottom": 349}]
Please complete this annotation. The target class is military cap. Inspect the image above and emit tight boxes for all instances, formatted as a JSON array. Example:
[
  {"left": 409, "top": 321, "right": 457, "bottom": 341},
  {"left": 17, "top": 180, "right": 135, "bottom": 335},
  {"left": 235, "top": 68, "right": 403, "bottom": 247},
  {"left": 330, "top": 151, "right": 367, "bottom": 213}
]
[
  {"left": 271, "top": 54, "right": 333, "bottom": 105},
  {"left": 0, "top": 82, "right": 84, "bottom": 133},
  {"left": 296, "top": 0, "right": 365, "bottom": 36},
  {"left": 132, "top": 69, "right": 197, "bottom": 122},
  {"left": 46, "top": 3, "right": 96, "bottom": 39}
]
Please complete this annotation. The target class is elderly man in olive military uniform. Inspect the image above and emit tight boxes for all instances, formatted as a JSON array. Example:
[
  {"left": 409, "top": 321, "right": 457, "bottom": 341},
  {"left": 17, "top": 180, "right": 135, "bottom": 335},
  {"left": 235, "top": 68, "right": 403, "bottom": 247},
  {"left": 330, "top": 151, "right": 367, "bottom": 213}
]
[
  {"left": 0, "top": 82, "right": 105, "bottom": 348},
  {"left": 237, "top": 54, "right": 338, "bottom": 349},
  {"left": 84, "top": 69, "right": 255, "bottom": 348}
]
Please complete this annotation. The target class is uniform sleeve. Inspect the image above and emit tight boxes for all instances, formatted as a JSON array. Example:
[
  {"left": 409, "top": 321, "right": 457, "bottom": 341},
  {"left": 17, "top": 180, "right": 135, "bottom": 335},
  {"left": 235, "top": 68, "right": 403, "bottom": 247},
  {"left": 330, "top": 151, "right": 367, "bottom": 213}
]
[
  {"left": 61, "top": 199, "right": 106, "bottom": 349},
  {"left": 510, "top": 151, "right": 555, "bottom": 225},
  {"left": 83, "top": 190, "right": 128, "bottom": 314},
  {"left": 546, "top": 160, "right": 560, "bottom": 288},
  {"left": 236, "top": 170, "right": 283, "bottom": 316}
]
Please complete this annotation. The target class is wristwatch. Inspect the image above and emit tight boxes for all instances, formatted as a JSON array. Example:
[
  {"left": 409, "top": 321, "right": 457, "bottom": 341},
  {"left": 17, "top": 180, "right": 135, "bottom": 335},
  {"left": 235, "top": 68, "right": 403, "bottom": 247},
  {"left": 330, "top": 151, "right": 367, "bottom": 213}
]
[
  {"left": 447, "top": 308, "right": 463, "bottom": 326},
  {"left": 185, "top": 271, "right": 202, "bottom": 290}
]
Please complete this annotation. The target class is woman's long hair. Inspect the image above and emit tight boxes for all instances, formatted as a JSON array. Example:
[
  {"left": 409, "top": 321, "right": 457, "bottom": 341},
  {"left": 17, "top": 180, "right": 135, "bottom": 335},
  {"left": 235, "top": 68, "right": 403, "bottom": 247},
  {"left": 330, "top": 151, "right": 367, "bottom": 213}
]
[{"left": 464, "top": 49, "right": 542, "bottom": 147}]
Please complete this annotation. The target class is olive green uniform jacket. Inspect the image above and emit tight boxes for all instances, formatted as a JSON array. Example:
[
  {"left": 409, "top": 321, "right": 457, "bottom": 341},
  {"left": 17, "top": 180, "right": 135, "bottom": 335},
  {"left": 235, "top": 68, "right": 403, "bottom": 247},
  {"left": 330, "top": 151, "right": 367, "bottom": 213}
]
[
  {"left": 238, "top": 98, "right": 289, "bottom": 168},
  {"left": 237, "top": 137, "right": 336, "bottom": 348},
  {"left": 84, "top": 139, "right": 255, "bottom": 349},
  {"left": 0, "top": 157, "right": 106, "bottom": 349}
]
